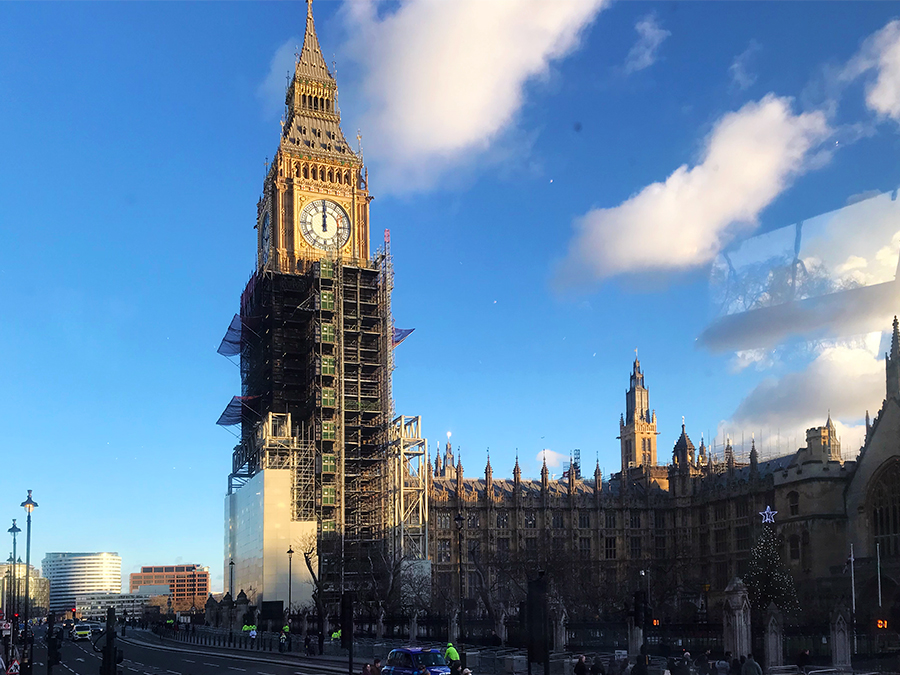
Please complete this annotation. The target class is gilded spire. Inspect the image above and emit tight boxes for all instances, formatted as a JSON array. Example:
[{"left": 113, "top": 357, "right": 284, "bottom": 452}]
[{"left": 296, "top": 0, "right": 334, "bottom": 83}]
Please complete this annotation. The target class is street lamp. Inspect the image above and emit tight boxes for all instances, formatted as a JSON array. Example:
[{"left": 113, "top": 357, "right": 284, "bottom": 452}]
[
  {"left": 229, "top": 559, "right": 235, "bottom": 597},
  {"left": 21, "top": 490, "right": 36, "bottom": 675},
  {"left": 286, "top": 546, "right": 294, "bottom": 620},
  {"left": 8, "top": 520, "right": 20, "bottom": 648},
  {"left": 454, "top": 512, "right": 465, "bottom": 649}
]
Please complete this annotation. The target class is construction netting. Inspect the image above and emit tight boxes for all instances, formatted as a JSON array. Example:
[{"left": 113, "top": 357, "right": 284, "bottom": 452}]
[{"left": 216, "top": 395, "right": 260, "bottom": 426}]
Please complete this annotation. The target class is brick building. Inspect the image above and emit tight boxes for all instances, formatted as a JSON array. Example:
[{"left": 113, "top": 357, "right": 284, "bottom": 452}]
[{"left": 129, "top": 564, "right": 210, "bottom": 612}]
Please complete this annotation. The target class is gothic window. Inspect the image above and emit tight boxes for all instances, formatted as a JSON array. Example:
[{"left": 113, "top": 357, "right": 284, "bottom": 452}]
[
  {"left": 552, "top": 512, "right": 564, "bottom": 529},
  {"left": 699, "top": 508, "right": 708, "bottom": 525},
  {"left": 714, "top": 528, "right": 728, "bottom": 553},
  {"left": 655, "top": 535, "right": 666, "bottom": 559},
  {"left": 579, "top": 511, "right": 590, "bottom": 529},
  {"left": 736, "top": 525, "right": 750, "bottom": 551},
  {"left": 328, "top": 170, "right": 334, "bottom": 183},
  {"left": 437, "top": 540, "right": 451, "bottom": 563},
  {"left": 301, "top": 94, "right": 307, "bottom": 107},
  {"left": 630, "top": 511, "right": 641, "bottom": 529},
  {"left": 714, "top": 561, "right": 729, "bottom": 589},
  {"left": 870, "top": 462, "right": 900, "bottom": 558},
  {"left": 344, "top": 170, "right": 351, "bottom": 184},
  {"left": 715, "top": 504, "right": 727, "bottom": 521},
  {"left": 788, "top": 491, "right": 800, "bottom": 516},
  {"left": 524, "top": 512, "right": 536, "bottom": 529},
  {"left": 579, "top": 537, "right": 591, "bottom": 559},
  {"left": 467, "top": 513, "right": 479, "bottom": 528},
  {"left": 605, "top": 511, "right": 617, "bottom": 529},
  {"left": 630, "top": 536, "right": 642, "bottom": 559},
  {"left": 625, "top": 440, "right": 633, "bottom": 464},
  {"left": 736, "top": 499, "right": 749, "bottom": 518},
  {"left": 311, "top": 166, "right": 318, "bottom": 181},
  {"left": 336, "top": 171, "right": 342, "bottom": 185},
  {"left": 496, "top": 511, "right": 508, "bottom": 528},
  {"left": 295, "top": 163, "right": 301, "bottom": 177},
  {"left": 605, "top": 537, "right": 617, "bottom": 560},
  {"left": 436, "top": 511, "right": 450, "bottom": 530},
  {"left": 654, "top": 511, "right": 666, "bottom": 529},
  {"left": 789, "top": 535, "right": 800, "bottom": 561},
  {"left": 303, "top": 165, "right": 309, "bottom": 179},
  {"left": 467, "top": 540, "right": 480, "bottom": 561}
]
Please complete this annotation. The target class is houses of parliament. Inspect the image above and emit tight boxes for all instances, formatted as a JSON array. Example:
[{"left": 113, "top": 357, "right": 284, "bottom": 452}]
[{"left": 428, "top": 325, "right": 900, "bottom": 630}]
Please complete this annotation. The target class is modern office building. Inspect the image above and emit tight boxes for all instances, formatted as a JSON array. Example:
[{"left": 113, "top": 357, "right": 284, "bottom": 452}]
[
  {"left": 0, "top": 562, "right": 49, "bottom": 618},
  {"left": 128, "top": 564, "right": 209, "bottom": 612},
  {"left": 76, "top": 592, "right": 151, "bottom": 621},
  {"left": 219, "top": 0, "right": 428, "bottom": 613},
  {"left": 42, "top": 552, "right": 121, "bottom": 613}
]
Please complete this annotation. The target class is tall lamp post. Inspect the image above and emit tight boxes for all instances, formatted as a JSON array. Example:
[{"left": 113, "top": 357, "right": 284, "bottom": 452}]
[
  {"left": 229, "top": 559, "right": 235, "bottom": 597},
  {"left": 21, "top": 490, "right": 37, "bottom": 675},
  {"left": 286, "top": 546, "right": 294, "bottom": 621},
  {"left": 454, "top": 512, "right": 465, "bottom": 650},
  {"left": 8, "top": 520, "right": 20, "bottom": 650}
]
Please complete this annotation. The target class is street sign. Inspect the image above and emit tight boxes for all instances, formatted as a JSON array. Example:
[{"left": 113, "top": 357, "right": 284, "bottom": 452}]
[{"left": 6, "top": 659, "right": 19, "bottom": 674}]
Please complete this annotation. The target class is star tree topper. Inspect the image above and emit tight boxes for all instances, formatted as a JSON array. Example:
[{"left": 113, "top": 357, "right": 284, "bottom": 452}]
[{"left": 759, "top": 506, "right": 777, "bottom": 523}]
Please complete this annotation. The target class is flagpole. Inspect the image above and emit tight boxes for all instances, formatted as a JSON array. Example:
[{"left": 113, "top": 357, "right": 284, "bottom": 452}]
[{"left": 850, "top": 544, "right": 856, "bottom": 654}]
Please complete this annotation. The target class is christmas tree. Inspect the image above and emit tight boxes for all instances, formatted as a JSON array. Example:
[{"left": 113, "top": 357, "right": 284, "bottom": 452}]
[{"left": 743, "top": 518, "right": 800, "bottom": 614}]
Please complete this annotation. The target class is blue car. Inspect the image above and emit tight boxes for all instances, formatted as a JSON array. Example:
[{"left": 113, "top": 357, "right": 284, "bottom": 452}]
[{"left": 383, "top": 648, "right": 451, "bottom": 675}]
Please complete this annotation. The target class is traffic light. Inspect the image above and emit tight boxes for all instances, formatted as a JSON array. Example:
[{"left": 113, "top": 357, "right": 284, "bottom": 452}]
[
  {"left": 876, "top": 618, "right": 889, "bottom": 630},
  {"left": 652, "top": 619, "right": 660, "bottom": 627}
]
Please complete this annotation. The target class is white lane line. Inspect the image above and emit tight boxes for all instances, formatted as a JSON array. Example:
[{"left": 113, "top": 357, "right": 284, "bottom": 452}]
[
  {"left": 258, "top": 672, "right": 276, "bottom": 675},
  {"left": 184, "top": 659, "right": 196, "bottom": 663},
  {"left": 76, "top": 658, "right": 85, "bottom": 662},
  {"left": 167, "top": 671, "right": 182, "bottom": 675},
  {"left": 203, "top": 664, "right": 219, "bottom": 668},
  {"left": 228, "top": 668, "right": 247, "bottom": 672}
]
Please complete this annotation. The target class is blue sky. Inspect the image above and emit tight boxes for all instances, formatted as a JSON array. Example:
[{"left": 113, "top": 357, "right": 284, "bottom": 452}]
[{"left": 1, "top": 1, "right": 899, "bottom": 592}]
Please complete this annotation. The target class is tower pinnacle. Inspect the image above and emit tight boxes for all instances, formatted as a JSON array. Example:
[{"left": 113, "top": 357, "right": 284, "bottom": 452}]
[{"left": 296, "top": 0, "right": 333, "bottom": 83}]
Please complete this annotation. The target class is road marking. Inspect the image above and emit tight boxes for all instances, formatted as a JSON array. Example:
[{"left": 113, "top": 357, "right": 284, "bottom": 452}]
[
  {"left": 76, "top": 658, "right": 85, "bottom": 662},
  {"left": 183, "top": 659, "right": 195, "bottom": 663},
  {"left": 203, "top": 664, "right": 219, "bottom": 668},
  {"left": 167, "top": 670, "right": 181, "bottom": 674},
  {"left": 228, "top": 668, "right": 247, "bottom": 672},
  {"left": 258, "top": 672, "right": 276, "bottom": 675}
]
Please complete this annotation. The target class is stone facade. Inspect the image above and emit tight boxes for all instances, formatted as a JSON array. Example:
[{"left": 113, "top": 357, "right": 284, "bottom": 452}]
[{"left": 427, "top": 321, "right": 900, "bottom": 633}]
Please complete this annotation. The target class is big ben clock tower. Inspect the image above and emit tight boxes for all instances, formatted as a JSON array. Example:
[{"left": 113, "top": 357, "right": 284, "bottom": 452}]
[{"left": 224, "top": 0, "right": 392, "bottom": 611}]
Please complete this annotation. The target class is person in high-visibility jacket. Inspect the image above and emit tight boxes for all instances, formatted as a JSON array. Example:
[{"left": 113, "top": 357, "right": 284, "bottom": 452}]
[{"left": 445, "top": 642, "right": 460, "bottom": 672}]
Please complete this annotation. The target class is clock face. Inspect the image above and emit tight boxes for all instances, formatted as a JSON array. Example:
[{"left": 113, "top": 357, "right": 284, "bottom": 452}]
[
  {"left": 261, "top": 212, "right": 271, "bottom": 264},
  {"left": 299, "top": 199, "right": 351, "bottom": 251}
]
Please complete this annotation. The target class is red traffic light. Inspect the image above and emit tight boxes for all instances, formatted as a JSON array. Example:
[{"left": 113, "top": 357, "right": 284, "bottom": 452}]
[{"left": 652, "top": 619, "right": 660, "bottom": 626}]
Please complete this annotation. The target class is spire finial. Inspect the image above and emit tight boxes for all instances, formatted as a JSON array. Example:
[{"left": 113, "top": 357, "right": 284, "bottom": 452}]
[{"left": 893, "top": 315, "right": 900, "bottom": 359}]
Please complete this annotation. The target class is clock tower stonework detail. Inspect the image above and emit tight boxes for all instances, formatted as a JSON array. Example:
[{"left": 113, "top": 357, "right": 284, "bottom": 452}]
[{"left": 258, "top": 0, "right": 371, "bottom": 273}]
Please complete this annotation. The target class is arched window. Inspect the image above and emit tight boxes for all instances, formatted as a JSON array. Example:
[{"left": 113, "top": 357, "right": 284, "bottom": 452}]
[
  {"left": 871, "top": 461, "right": 900, "bottom": 558},
  {"left": 788, "top": 491, "right": 799, "bottom": 516},
  {"left": 311, "top": 166, "right": 317, "bottom": 181},
  {"left": 302, "top": 94, "right": 306, "bottom": 108},
  {"left": 344, "top": 170, "right": 351, "bottom": 184},
  {"left": 302, "top": 165, "right": 309, "bottom": 180},
  {"left": 789, "top": 535, "right": 800, "bottom": 561},
  {"left": 336, "top": 171, "right": 342, "bottom": 185},
  {"left": 328, "top": 170, "right": 334, "bottom": 183}
]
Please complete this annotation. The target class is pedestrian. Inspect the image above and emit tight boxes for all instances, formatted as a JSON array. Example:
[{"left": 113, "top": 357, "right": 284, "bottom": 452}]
[
  {"left": 591, "top": 656, "right": 606, "bottom": 675},
  {"left": 697, "top": 650, "right": 710, "bottom": 675},
  {"left": 575, "top": 655, "right": 589, "bottom": 675},
  {"left": 373, "top": 658, "right": 382, "bottom": 675},
  {"left": 280, "top": 632, "right": 287, "bottom": 653},
  {"left": 362, "top": 664, "right": 372, "bottom": 675},
  {"left": 796, "top": 650, "right": 810, "bottom": 673},
  {"left": 715, "top": 653, "right": 730, "bottom": 675},
  {"left": 741, "top": 654, "right": 762, "bottom": 675},
  {"left": 445, "top": 642, "right": 460, "bottom": 672},
  {"left": 305, "top": 633, "right": 313, "bottom": 656},
  {"left": 249, "top": 626, "right": 258, "bottom": 649}
]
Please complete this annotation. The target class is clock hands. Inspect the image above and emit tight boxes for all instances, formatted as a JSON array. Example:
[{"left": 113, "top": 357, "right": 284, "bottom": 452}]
[{"left": 321, "top": 200, "right": 327, "bottom": 233}]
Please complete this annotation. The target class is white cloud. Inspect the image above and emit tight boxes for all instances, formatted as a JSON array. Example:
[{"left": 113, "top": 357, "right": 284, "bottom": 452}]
[
  {"left": 724, "top": 335, "right": 885, "bottom": 458},
  {"left": 344, "top": 0, "right": 606, "bottom": 192},
  {"left": 729, "top": 40, "right": 761, "bottom": 91},
  {"left": 258, "top": 38, "right": 301, "bottom": 118},
  {"left": 556, "top": 94, "right": 830, "bottom": 285},
  {"left": 843, "top": 20, "right": 900, "bottom": 123},
  {"left": 623, "top": 14, "right": 670, "bottom": 74},
  {"left": 535, "top": 448, "right": 568, "bottom": 469}
]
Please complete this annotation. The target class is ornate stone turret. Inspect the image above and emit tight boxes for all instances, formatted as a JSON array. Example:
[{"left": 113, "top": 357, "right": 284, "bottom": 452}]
[
  {"left": 888, "top": 316, "right": 900, "bottom": 401},
  {"left": 750, "top": 435, "right": 759, "bottom": 475},
  {"left": 594, "top": 462, "right": 603, "bottom": 497},
  {"left": 485, "top": 452, "right": 493, "bottom": 502},
  {"left": 725, "top": 438, "right": 736, "bottom": 474},
  {"left": 434, "top": 450, "right": 442, "bottom": 477},
  {"left": 568, "top": 455, "right": 576, "bottom": 495},
  {"left": 541, "top": 455, "right": 549, "bottom": 492},
  {"left": 673, "top": 421, "right": 696, "bottom": 469},
  {"left": 456, "top": 456, "right": 464, "bottom": 497},
  {"left": 620, "top": 355, "right": 658, "bottom": 470},
  {"left": 698, "top": 434, "right": 707, "bottom": 466}
]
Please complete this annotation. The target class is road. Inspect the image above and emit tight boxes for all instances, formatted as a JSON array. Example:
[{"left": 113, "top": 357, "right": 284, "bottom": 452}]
[{"left": 27, "top": 627, "right": 349, "bottom": 675}]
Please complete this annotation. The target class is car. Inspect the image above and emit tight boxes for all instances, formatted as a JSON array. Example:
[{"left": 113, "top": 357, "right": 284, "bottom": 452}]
[
  {"left": 72, "top": 624, "right": 91, "bottom": 641},
  {"left": 382, "top": 648, "right": 451, "bottom": 675},
  {"left": 88, "top": 622, "right": 103, "bottom": 635}
]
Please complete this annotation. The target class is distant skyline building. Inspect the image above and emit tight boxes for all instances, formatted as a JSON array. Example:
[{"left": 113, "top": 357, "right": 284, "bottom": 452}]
[
  {"left": 76, "top": 591, "right": 150, "bottom": 621},
  {"left": 0, "top": 562, "right": 49, "bottom": 618},
  {"left": 42, "top": 552, "right": 121, "bottom": 613},
  {"left": 128, "top": 564, "right": 209, "bottom": 612}
]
